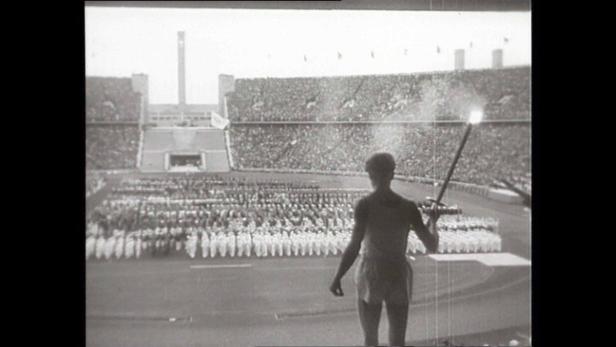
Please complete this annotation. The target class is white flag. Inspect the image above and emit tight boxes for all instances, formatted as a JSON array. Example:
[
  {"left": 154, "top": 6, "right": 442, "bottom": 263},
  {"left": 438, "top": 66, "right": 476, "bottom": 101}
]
[{"left": 210, "top": 112, "right": 229, "bottom": 129}]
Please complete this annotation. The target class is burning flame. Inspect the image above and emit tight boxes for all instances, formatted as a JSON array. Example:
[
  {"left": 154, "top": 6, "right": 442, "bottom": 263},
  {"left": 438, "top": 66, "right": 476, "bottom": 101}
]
[{"left": 469, "top": 110, "right": 483, "bottom": 124}]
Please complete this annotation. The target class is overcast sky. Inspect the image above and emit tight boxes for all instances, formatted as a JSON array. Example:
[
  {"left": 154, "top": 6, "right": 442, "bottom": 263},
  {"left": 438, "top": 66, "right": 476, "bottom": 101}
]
[{"left": 85, "top": 7, "right": 531, "bottom": 104}]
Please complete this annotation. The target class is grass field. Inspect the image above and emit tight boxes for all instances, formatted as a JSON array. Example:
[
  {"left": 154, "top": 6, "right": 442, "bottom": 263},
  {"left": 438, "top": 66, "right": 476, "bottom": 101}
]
[{"left": 86, "top": 172, "right": 531, "bottom": 347}]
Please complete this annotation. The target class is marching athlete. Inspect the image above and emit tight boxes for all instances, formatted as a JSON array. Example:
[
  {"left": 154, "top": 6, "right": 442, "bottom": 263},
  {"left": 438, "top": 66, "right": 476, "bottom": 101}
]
[
  {"left": 201, "top": 230, "right": 210, "bottom": 259},
  {"left": 86, "top": 232, "right": 96, "bottom": 260}
]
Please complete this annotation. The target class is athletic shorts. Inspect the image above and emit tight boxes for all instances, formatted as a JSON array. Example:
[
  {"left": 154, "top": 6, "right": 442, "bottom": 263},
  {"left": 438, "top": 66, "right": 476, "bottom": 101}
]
[{"left": 354, "top": 256, "right": 413, "bottom": 305}]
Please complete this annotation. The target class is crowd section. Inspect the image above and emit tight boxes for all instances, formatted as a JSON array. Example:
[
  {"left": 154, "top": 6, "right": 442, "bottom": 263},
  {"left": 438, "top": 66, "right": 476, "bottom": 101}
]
[
  {"left": 226, "top": 67, "right": 530, "bottom": 122},
  {"left": 86, "top": 171, "right": 106, "bottom": 198},
  {"left": 86, "top": 176, "right": 501, "bottom": 261},
  {"left": 86, "top": 77, "right": 141, "bottom": 122},
  {"left": 230, "top": 123, "right": 530, "bottom": 187},
  {"left": 86, "top": 125, "right": 140, "bottom": 170}
]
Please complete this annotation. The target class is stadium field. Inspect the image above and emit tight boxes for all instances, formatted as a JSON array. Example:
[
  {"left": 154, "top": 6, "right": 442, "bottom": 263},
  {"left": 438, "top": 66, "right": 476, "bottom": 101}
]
[{"left": 86, "top": 172, "right": 530, "bottom": 347}]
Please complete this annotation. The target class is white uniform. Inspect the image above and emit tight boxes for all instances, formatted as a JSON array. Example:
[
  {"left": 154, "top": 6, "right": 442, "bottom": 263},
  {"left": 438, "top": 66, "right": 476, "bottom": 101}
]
[
  {"left": 228, "top": 233, "right": 236, "bottom": 257},
  {"left": 446, "top": 235, "right": 454, "bottom": 253},
  {"left": 104, "top": 235, "right": 116, "bottom": 260},
  {"left": 219, "top": 233, "right": 228, "bottom": 258},
  {"left": 185, "top": 232, "right": 197, "bottom": 259},
  {"left": 331, "top": 233, "right": 339, "bottom": 255},
  {"left": 154, "top": 228, "right": 163, "bottom": 252},
  {"left": 260, "top": 233, "right": 266, "bottom": 257},
  {"left": 267, "top": 234, "right": 275, "bottom": 257},
  {"left": 114, "top": 232, "right": 125, "bottom": 259},
  {"left": 495, "top": 234, "right": 502, "bottom": 252},
  {"left": 245, "top": 233, "right": 252, "bottom": 257},
  {"left": 260, "top": 233, "right": 267, "bottom": 257},
  {"left": 337, "top": 233, "right": 346, "bottom": 254},
  {"left": 125, "top": 234, "right": 135, "bottom": 259},
  {"left": 276, "top": 233, "right": 284, "bottom": 257},
  {"left": 271, "top": 233, "right": 278, "bottom": 257},
  {"left": 95, "top": 235, "right": 106, "bottom": 259},
  {"left": 472, "top": 234, "right": 480, "bottom": 252},
  {"left": 283, "top": 232, "right": 291, "bottom": 257},
  {"left": 236, "top": 233, "right": 244, "bottom": 257},
  {"left": 307, "top": 234, "right": 314, "bottom": 256},
  {"left": 207, "top": 233, "right": 215, "bottom": 258},
  {"left": 201, "top": 232, "right": 210, "bottom": 258},
  {"left": 317, "top": 233, "right": 327, "bottom": 255},
  {"left": 302, "top": 233, "right": 310, "bottom": 256},
  {"left": 452, "top": 236, "right": 460, "bottom": 253},
  {"left": 291, "top": 233, "right": 299, "bottom": 256},
  {"left": 322, "top": 233, "right": 329, "bottom": 256},
  {"left": 135, "top": 231, "right": 142, "bottom": 259},
  {"left": 86, "top": 235, "right": 96, "bottom": 260}
]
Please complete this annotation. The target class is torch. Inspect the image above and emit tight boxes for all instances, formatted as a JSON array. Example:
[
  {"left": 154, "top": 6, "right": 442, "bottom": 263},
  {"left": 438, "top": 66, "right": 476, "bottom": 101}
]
[{"left": 434, "top": 110, "right": 483, "bottom": 205}]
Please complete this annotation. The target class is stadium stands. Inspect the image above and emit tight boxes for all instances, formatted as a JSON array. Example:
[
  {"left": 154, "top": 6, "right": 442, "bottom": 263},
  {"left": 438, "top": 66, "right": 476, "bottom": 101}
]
[
  {"left": 226, "top": 67, "right": 530, "bottom": 122},
  {"left": 86, "top": 125, "right": 140, "bottom": 170},
  {"left": 230, "top": 123, "right": 530, "bottom": 186},
  {"left": 86, "top": 77, "right": 142, "bottom": 122},
  {"left": 85, "top": 76, "right": 143, "bottom": 170},
  {"left": 86, "top": 171, "right": 106, "bottom": 198}
]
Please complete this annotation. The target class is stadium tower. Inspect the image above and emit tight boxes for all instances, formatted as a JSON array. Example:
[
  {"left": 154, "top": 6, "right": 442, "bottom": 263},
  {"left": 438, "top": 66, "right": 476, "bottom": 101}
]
[{"left": 139, "top": 31, "right": 230, "bottom": 173}]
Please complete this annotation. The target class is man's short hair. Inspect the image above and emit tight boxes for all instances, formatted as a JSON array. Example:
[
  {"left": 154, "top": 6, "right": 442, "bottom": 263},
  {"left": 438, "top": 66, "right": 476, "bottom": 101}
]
[{"left": 365, "top": 152, "right": 396, "bottom": 175}]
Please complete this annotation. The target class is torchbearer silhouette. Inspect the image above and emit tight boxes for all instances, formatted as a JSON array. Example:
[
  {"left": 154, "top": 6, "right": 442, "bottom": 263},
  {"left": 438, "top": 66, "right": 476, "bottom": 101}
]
[{"left": 329, "top": 110, "right": 483, "bottom": 347}]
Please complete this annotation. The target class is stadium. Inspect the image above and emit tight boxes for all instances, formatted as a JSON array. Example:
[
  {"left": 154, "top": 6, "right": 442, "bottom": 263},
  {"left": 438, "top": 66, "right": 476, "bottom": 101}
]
[{"left": 86, "top": 4, "right": 531, "bottom": 347}]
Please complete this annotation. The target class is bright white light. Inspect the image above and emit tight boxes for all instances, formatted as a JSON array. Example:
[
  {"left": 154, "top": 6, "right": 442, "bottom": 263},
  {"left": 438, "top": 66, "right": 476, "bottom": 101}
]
[{"left": 469, "top": 110, "right": 483, "bottom": 124}]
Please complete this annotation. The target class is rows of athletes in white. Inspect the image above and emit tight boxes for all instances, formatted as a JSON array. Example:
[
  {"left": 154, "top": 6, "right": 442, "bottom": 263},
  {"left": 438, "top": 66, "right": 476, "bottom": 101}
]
[{"left": 86, "top": 215, "right": 501, "bottom": 261}]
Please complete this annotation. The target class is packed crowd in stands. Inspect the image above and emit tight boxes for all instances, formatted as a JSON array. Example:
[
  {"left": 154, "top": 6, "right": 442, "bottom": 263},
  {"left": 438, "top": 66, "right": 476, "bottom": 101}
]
[
  {"left": 86, "top": 176, "right": 501, "bottom": 261},
  {"left": 506, "top": 172, "right": 531, "bottom": 195},
  {"left": 86, "top": 125, "right": 140, "bottom": 170},
  {"left": 86, "top": 77, "right": 142, "bottom": 122},
  {"left": 230, "top": 123, "right": 530, "bottom": 186},
  {"left": 226, "top": 67, "right": 530, "bottom": 122},
  {"left": 86, "top": 171, "right": 106, "bottom": 198}
]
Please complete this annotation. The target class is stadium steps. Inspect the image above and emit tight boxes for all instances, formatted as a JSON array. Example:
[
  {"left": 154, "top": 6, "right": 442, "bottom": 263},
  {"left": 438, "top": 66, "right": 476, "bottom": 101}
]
[{"left": 140, "top": 127, "right": 230, "bottom": 172}]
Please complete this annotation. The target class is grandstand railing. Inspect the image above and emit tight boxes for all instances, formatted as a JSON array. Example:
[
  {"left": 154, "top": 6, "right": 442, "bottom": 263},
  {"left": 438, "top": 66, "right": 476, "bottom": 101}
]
[{"left": 228, "top": 119, "right": 531, "bottom": 126}]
